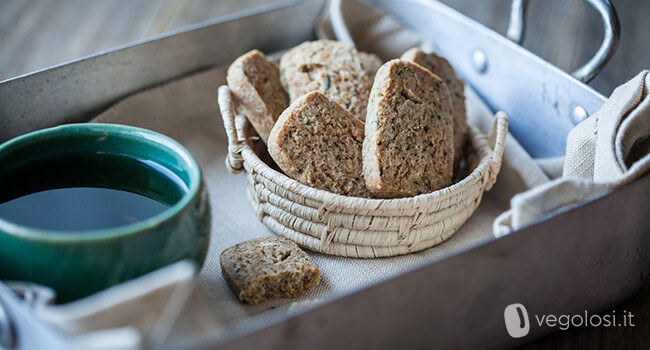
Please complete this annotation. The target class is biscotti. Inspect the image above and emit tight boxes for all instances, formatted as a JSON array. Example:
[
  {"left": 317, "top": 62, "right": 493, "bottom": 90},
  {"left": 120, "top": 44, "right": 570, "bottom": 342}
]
[
  {"left": 220, "top": 237, "right": 321, "bottom": 304},
  {"left": 363, "top": 59, "right": 455, "bottom": 198},
  {"left": 401, "top": 48, "right": 468, "bottom": 171},
  {"left": 227, "top": 49, "right": 289, "bottom": 143},
  {"left": 359, "top": 51, "right": 383, "bottom": 79},
  {"left": 268, "top": 91, "right": 373, "bottom": 197},
  {"left": 279, "top": 40, "right": 373, "bottom": 121}
]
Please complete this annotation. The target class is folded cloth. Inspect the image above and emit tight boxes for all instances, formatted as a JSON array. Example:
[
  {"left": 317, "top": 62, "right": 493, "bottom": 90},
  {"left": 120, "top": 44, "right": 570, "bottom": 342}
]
[
  {"left": 494, "top": 71, "right": 650, "bottom": 236},
  {"left": 9, "top": 261, "right": 223, "bottom": 349}
]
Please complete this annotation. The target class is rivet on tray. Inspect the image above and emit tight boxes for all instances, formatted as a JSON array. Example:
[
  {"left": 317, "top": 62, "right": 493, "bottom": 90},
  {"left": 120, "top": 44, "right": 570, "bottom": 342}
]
[
  {"left": 571, "top": 106, "right": 589, "bottom": 124},
  {"left": 471, "top": 49, "right": 488, "bottom": 73}
]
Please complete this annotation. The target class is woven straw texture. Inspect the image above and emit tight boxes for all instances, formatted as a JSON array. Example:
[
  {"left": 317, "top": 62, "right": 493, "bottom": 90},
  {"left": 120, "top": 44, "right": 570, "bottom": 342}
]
[{"left": 218, "top": 85, "right": 508, "bottom": 258}]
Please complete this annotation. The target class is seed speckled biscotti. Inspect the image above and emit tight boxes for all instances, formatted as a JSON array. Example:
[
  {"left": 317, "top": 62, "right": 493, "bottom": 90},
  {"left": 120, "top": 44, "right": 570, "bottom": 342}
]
[
  {"left": 359, "top": 51, "right": 383, "bottom": 79},
  {"left": 220, "top": 236, "right": 321, "bottom": 304},
  {"left": 268, "top": 91, "right": 373, "bottom": 197},
  {"left": 401, "top": 48, "right": 468, "bottom": 171},
  {"left": 363, "top": 59, "right": 454, "bottom": 198},
  {"left": 227, "top": 49, "right": 289, "bottom": 143},
  {"left": 279, "top": 40, "right": 373, "bottom": 121}
]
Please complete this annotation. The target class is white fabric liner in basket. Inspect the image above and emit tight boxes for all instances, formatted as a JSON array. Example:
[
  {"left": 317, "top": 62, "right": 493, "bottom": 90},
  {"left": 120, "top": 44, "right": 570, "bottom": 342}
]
[{"left": 218, "top": 86, "right": 508, "bottom": 258}]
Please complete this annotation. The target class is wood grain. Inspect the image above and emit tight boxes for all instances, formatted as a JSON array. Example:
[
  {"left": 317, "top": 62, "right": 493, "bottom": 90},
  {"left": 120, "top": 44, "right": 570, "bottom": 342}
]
[
  {"left": 0, "top": 0, "right": 285, "bottom": 80},
  {"left": 0, "top": 0, "right": 648, "bottom": 348}
]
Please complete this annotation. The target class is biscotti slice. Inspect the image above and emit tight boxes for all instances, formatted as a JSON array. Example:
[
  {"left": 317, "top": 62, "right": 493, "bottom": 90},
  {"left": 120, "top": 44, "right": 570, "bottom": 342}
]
[
  {"left": 363, "top": 59, "right": 454, "bottom": 198},
  {"left": 220, "top": 237, "right": 321, "bottom": 304},
  {"left": 268, "top": 91, "right": 373, "bottom": 197},
  {"left": 401, "top": 48, "right": 468, "bottom": 171},
  {"left": 227, "top": 49, "right": 289, "bottom": 143},
  {"left": 279, "top": 40, "right": 373, "bottom": 121},
  {"left": 359, "top": 51, "right": 383, "bottom": 78}
]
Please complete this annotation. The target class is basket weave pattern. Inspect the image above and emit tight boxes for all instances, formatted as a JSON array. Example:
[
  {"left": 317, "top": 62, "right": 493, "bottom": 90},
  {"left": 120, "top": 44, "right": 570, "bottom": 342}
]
[{"left": 218, "top": 85, "right": 508, "bottom": 258}]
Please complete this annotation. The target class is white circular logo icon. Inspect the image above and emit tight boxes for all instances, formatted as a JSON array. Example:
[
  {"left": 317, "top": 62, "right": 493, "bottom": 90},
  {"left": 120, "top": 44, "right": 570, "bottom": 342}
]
[{"left": 504, "top": 303, "right": 530, "bottom": 338}]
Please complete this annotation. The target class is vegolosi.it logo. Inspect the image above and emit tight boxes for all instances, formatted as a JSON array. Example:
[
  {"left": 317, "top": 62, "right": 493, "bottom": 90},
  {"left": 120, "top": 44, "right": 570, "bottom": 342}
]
[{"left": 504, "top": 303, "right": 635, "bottom": 338}]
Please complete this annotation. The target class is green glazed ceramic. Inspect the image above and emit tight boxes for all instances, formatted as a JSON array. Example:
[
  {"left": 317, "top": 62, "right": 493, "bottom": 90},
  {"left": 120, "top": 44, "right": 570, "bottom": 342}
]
[{"left": 0, "top": 123, "right": 210, "bottom": 303}]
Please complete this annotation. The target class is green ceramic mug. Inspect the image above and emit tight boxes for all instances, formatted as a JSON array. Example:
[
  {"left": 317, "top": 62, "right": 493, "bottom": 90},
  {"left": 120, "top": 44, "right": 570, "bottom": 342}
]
[{"left": 0, "top": 123, "right": 210, "bottom": 303}]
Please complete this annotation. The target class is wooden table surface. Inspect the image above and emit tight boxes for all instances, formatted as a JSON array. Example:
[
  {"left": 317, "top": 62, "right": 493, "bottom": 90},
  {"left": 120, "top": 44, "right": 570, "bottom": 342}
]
[{"left": 1, "top": 0, "right": 648, "bottom": 348}]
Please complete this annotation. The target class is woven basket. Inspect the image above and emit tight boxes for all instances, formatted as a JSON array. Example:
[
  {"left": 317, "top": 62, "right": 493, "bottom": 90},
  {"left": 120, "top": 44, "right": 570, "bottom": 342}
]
[{"left": 217, "top": 85, "right": 508, "bottom": 258}]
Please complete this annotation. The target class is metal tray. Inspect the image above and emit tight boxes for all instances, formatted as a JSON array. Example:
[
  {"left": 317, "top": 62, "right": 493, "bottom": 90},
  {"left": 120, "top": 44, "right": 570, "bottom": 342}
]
[{"left": 0, "top": 0, "right": 648, "bottom": 348}]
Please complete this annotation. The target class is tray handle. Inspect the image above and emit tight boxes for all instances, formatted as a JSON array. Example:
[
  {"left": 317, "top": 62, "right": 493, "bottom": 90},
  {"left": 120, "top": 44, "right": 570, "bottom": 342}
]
[
  {"left": 218, "top": 85, "right": 246, "bottom": 174},
  {"left": 506, "top": 0, "right": 620, "bottom": 83}
]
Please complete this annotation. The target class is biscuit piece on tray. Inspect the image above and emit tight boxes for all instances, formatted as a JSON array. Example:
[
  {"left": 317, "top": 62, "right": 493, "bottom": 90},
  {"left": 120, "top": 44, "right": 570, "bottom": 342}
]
[
  {"left": 268, "top": 91, "right": 373, "bottom": 198},
  {"left": 279, "top": 40, "right": 373, "bottom": 122},
  {"left": 220, "top": 237, "right": 321, "bottom": 304},
  {"left": 227, "top": 49, "right": 289, "bottom": 143},
  {"left": 402, "top": 48, "right": 468, "bottom": 171},
  {"left": 363, "top": 59, "right": 455, "bottom": 198}
]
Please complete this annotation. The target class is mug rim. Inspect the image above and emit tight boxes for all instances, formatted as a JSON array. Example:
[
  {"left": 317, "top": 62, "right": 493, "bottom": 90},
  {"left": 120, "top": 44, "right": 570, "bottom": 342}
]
[{"left": 0, "top": 123, "right": 202, "bottom": 242}]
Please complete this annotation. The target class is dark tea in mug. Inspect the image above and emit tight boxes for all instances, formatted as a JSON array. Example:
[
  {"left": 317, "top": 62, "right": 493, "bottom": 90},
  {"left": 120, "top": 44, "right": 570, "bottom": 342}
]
[{"left": 0, "top": 153, "right": 187, "bottom": 231}]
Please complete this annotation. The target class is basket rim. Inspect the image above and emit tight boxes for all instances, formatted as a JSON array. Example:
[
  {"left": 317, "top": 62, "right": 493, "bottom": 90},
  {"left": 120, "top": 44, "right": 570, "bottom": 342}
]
[
  {"left": 218, "top": 85, "right": 508, "bottom": 210},
  {"left": 238, "top": 115, "right": 506, "bottom": 211}
]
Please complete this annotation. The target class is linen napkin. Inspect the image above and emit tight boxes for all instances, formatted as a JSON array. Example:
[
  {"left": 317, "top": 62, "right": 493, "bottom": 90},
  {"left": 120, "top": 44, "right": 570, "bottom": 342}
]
[
  {"left": 8, "top": 261, "right": 223, "bottom": 349},
  {"left": 494, "top": 71, "right": 650, "bottom": 236}
]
